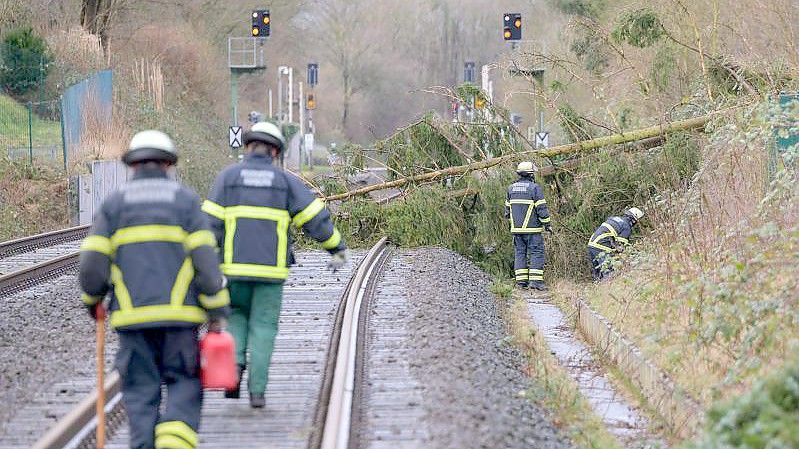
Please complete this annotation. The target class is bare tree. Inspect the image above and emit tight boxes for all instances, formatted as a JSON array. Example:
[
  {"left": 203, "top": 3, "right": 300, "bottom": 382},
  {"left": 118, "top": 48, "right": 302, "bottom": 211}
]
[{"left": 80, "top": 0, "right": 129, "bottom": 48}]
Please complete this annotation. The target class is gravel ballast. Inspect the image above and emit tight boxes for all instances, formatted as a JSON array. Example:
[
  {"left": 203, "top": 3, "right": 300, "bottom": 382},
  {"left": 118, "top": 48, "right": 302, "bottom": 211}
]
[
  {"left": 0, "top": 274, "right": 117, "bottom": 442},
  {"left": 400, "top": 247, "right": 572, "bottom": 449}
]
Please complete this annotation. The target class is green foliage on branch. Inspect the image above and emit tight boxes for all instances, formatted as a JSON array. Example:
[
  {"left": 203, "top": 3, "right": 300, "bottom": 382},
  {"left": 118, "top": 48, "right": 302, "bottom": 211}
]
[
  {"left": 558, "top": 104, "right": 596, "bottom": 142},
  {"left": 611, "top": 9, "right": 665, "bottom": 48},
  {"left": 0, "top": 27, "right": 50, "bottom": 96},
  {"left": 548, "top": 0, "right": 605, "bottom": 18},
  {"left": 685, "top": 357, "right": 799, "bottom": 449},
  {"left": 570, "top": 29, "right": 611, "bottom": 73}
]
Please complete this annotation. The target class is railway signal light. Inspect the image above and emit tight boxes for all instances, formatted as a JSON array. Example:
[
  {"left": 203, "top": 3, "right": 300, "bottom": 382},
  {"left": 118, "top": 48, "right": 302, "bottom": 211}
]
[
  {"left": 252, "top": 9, "right": 270, "bottom": 37},
  {"left": 503, "top": 13, "right": 522, "bottom": 41},
  {"left": 464, "top": 61, "right": 476, "bottom": 84},
  {"left": 307, "top": 63, "right": 319, "bottom": 86},
  {"left": 306, "top": 93, "right": 316, "bottom": 110}
]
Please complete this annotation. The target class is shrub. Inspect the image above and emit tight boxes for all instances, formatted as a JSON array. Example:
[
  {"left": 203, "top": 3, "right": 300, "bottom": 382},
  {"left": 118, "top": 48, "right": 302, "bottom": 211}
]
[
  {"left": 0, "top": 27, "right": 50, "bottom": 96},
  {"left": 685, "top": 357, "right": 799, "bottom": 449}
]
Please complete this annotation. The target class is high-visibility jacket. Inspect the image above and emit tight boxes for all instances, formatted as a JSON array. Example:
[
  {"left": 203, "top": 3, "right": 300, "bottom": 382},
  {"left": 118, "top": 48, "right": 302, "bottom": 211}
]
[
  {"left": 588, "top": 216, "right": 633, "bottom": 253},
  {"left": 202, "top": 153, "right": 346, "bottom": 283},
  {"left": 505, "top": 176, "right": 551, "bottom": 234},
  {"left": 79, "top": 168, "right": 230, "bottom": 330}
]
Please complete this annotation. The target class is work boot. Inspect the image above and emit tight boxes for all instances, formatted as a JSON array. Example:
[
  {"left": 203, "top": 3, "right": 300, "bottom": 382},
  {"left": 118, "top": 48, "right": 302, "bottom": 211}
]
[
  {"left": 250, "top": 393, "right": 266, "bottom": 408},
  {"left": 530, "top": 282, "right": 548, "bottom": 291},
  {"left": 224, "top": 364, "right": 245, "bottom": 399},
  {"left": 516, "top": 281, "right": 529, "bottom": 289}
]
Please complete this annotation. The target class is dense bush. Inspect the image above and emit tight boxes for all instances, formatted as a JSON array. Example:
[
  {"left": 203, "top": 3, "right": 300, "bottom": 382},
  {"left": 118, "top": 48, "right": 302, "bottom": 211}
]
[
  {"left": 685, "top": 357, "right": 799, "bottom": 449},
  {"left": 0, "top": 27, "right": 50, "bottom": 96}
]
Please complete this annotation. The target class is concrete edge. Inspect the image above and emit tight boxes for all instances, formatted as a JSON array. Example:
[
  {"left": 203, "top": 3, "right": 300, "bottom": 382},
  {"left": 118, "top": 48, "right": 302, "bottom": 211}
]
[{"left": 573, "top": 298, "right": 704, "bottom": 439}]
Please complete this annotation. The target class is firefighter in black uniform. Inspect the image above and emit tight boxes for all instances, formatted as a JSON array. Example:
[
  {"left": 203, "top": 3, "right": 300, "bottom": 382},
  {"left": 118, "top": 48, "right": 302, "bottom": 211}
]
[
  {"left": 506, "top": 161, "right": 552, "bottom": 290},
  {"left": 202, "top": 121, "right": 347, "bottom": 408},
  {"left": 79, "top": 130, "right": 230, "bottom": 449},
  {"left": 587, "top": 207, "right": 643, "bottom": 280}
]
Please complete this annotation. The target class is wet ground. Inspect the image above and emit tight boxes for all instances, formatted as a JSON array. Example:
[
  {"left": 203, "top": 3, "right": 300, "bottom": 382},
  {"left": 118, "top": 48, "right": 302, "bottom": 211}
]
[{"left": 526, "top": 293, "right": 666, "bottom": 448}]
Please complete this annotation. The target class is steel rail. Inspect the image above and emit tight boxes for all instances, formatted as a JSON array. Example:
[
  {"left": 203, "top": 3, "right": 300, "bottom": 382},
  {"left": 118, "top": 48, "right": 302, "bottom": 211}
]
[
  {"left": 0, "top": 251, "right": 80, "bottom": 297},
  {"left": 31, "top": 373, "right": 123, "bottom": 449},
  {"left": 317, "top": 237, "right": 389, "bottom": 449},
  {"left": 0, "top": 225, "right": 89, "bottom": 259},
  {"left": 31, "top": 240, "right": 389, "bottom": 449}
]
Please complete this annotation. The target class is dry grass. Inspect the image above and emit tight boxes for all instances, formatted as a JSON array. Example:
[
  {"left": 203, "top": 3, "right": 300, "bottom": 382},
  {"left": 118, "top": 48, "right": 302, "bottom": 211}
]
[
  {"left": 45, "top": 26, "right": 107, "bottom": 77},
  {"left": 69, "top": 91, "right": 130, "bottom": 170},
  {"left": 0, "top": 159, "right": 69, "bottom": 240},
  {"left": 579, "top": 105, "right": 799, "bottom": 410}
]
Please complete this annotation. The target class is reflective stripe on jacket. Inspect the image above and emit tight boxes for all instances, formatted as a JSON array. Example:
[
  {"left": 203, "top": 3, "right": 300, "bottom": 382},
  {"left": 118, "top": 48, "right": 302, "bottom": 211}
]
[
  {"left": 202, "top": 153, "right": 346, "bottom": 283},
  {"left": 588, "top": 216, "right": 632, "bottom": 252},
  {"left": 505, "top": 177, "right": 551, "bottom": 234},
  {"left": 78, "top": 169, "right": 230, "bottom": 330}
]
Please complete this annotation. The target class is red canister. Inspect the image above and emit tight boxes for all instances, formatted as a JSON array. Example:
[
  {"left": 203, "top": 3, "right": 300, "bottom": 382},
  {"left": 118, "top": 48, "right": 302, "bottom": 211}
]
[{"left": 199, "top": 331, "right": 238, "bottom": 390}]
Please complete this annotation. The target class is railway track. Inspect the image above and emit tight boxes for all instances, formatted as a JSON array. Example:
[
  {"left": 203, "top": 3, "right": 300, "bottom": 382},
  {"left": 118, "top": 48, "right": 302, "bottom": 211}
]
[
  {"left": 27, "top": 239, "right": 392, "bottom": 449},
  {"left": 0, "top": 226, "right": 88, "bottom": 297}
]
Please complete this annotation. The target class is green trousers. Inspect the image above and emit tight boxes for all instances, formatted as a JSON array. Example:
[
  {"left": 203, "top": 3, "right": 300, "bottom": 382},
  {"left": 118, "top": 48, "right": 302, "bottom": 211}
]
[{"left": 228, "top": 281, "right": 284, "bottom": 395}]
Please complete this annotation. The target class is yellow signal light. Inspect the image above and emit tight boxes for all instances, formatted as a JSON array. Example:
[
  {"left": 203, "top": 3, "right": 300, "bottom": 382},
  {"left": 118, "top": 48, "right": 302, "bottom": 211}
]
[
  {"left": 514, "top": 18, "right": 521, "bottom": 28},
  {"left": 252, "top": 27, "right": 260, "bottom": 36},
  {"left": 263, "top": 16, "right": 270, "bottom": 24},
  {"left": 504, "top": 29, "right": 512, "bottom": 39}
]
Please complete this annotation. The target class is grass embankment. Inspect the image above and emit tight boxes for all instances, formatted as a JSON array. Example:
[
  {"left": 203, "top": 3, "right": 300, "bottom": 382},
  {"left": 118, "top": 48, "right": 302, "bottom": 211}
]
[
  {"left": 0, "top": 158, "right": 68, "bottom": 240},
  {"left": 0, "top": 94, "right": 62, "bottom": 155},
  {"left": 564, "top": 105, "right": 799, "bottom": 446}
]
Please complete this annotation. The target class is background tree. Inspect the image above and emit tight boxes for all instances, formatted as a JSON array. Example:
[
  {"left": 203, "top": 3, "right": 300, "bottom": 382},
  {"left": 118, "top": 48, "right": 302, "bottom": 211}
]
[{"left": 0, "top": 27, "right": 50, "bottom": 97}]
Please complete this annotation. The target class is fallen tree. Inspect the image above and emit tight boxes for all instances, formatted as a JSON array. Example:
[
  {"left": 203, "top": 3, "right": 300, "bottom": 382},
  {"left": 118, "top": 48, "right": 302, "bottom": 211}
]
[{"left": 324, "top": 114, "right": 713, "bottom": 202}]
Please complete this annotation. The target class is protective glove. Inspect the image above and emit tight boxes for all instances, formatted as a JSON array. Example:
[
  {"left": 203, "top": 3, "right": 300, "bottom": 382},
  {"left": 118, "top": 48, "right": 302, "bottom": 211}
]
[
  {"left": 327, "top": 249, "right": 348, "bottom": 271},
  {"left": 208, "top": 317, "right": 227, "bottom": 333}
]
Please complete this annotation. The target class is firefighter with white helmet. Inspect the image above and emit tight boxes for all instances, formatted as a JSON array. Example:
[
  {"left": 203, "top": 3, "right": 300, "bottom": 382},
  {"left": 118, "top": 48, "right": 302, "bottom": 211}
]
[
  {"left": 203, "top": 121, "right": 347, "bottom": 408},
  {"left": 587, "top": 207, "right": 644, "bottom": 280},
  {"left": 79, "top": 130, "right": 230, "bottom": 449},
  {"left": 505, "top": 161, "right": 552, "bottom": 290}
]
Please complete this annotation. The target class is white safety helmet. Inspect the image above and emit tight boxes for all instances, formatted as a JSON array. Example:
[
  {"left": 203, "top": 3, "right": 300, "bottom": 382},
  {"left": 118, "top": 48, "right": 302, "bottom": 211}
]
[
  {"left": 624, "top": 207, "right": 644, "bottom": 223},
  {"left": 243, "top": 121, "right": 286, "bottom": 153},
  {"left": 516, "top": 161, "right": 538, "bottom": 176},
  {"left": 122, "top": 130, "right": 178, "bottom": 165}
]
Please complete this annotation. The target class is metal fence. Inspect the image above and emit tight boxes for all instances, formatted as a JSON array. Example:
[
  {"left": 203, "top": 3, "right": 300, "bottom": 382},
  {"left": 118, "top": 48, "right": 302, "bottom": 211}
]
[
  {"left": 61, "top": 69, "right": 113, "bottom": 164},
  {"left": 0, "top": 97, "right": 65, "bottom": 167}
]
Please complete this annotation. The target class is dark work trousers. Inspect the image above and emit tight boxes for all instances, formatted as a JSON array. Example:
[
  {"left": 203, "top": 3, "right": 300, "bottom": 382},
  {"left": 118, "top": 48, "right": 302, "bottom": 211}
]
[
  {"left": 513, "top": 233, "right": 545, "bottom": 286},
  {"left": 588, "top": 247, "right": 611, "bottom": 281},
  {"left": 115, "top": 327, "right": 202, "bottom": 449}
]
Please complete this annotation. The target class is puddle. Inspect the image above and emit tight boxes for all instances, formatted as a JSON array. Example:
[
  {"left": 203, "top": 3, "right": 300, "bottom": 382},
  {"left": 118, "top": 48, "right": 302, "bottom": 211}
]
[{"left": 526, "top": 295, "right": 666, "bottom": 449}]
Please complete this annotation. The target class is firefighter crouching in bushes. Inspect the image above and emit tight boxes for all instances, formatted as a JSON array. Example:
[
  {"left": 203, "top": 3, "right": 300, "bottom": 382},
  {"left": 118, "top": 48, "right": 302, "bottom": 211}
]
[
  {"left": 505, "top": 161, "right": 552, "bottom": 291},
  {"left": 202, "top": 121, "right": 348, "bottom": 408},
  {"left": 587, "top": 207, "right": 644, "bottom": 280},
  {"left": 79, "top": 130, "right": 230, "bottom": 449}
]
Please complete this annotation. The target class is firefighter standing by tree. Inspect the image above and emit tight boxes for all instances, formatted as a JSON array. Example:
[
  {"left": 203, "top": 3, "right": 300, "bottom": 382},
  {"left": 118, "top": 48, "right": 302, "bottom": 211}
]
[
  {"left": 202, "top": 121, "right": 348, "bottom": 408},
  {"left": 587, "top": 207, "right": 644, "bottom": 280},
  {"left": 79, "top": 130, "right": 230, "bottom": 449},
  {"left": 505, "top": 161, "right": 552, "bottom": 290}
]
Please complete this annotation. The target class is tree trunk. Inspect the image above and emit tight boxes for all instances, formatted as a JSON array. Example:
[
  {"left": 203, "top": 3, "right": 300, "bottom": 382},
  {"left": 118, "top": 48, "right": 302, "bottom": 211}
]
[
  {"left": 324, "top": 114, "right": 713, "bottom": 202},
  {"left": 81, "top": 0, "right": 110, "bottom": 49}
]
